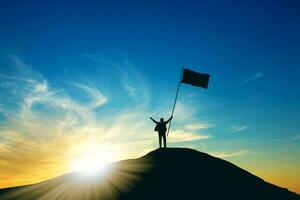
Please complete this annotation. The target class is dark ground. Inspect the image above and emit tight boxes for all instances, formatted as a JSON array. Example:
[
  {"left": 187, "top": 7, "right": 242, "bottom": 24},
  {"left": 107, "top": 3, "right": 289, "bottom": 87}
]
[{"left": 0, "top": 148, "right": 299, "bottom": 200}]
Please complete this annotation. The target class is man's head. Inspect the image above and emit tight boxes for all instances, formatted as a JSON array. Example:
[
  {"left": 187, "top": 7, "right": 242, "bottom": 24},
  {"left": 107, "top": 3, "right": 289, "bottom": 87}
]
[{"left": 160, "top": 118, "right": 164, "bottom": 122}]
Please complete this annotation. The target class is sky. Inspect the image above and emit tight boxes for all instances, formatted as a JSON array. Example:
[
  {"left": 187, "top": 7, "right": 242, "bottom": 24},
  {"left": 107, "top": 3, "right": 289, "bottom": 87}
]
[{"left": 0, "top": 0, "right": 300, "bottom": 194}]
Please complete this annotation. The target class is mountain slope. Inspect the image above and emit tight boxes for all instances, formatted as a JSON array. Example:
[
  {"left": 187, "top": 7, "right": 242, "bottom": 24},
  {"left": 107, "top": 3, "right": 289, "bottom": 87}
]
[{"left": 0, "top": 148, "right": 299, "bottom": 200}]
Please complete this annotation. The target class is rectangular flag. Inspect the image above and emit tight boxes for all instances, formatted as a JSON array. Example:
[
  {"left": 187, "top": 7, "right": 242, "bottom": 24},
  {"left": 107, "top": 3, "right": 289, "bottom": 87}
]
[{"left": 181, "top": 68, "right": 210, "bottom": 89}]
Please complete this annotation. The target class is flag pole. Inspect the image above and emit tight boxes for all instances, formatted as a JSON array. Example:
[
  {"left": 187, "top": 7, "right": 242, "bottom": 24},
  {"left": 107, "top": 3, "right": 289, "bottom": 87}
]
[{"left": 167, "top": 67, "right": 184, "bottom": 136}]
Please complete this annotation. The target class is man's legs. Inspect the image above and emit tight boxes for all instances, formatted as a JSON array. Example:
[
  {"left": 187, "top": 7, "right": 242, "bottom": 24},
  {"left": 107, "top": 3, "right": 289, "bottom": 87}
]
[
  {"left": 158, "top": 134, "right": 162, "bottom": 148},
  {"left": 163, "top": 133, "right": 167, "bottom": 148}
]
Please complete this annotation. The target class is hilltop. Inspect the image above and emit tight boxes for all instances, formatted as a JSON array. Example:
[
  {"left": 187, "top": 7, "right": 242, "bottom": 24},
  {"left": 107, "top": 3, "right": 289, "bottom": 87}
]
[{"left": 0, "top": 148, "right": 299, "bottom": 200}]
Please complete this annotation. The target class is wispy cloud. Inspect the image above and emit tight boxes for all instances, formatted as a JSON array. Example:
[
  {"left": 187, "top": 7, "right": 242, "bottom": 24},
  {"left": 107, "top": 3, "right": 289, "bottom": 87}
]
[
  {"left": 172, "top": 102, "right": 196, "bottom": 121},
  {"left": 119, "top": 58, "right": 150, "bottom": 103},
  {"left": 210, "top": 150, "right": 250, "bottom": 158},
  {"left": 81, "top": 54, "right": 97, "bottom": 59},
  {"left": 236, "top": 71, "right": 265, "bottom": 87},
  {"left": 68, "top": 82, "right": 108, "bottom": 109},
  {"left": 169, "top": 130, "right": 210, "bottom": 142},
  {"left": 122, "top": 71, "right": 138, "bottom": 98},
  {"left": 184, "top": 123, "right": 215, "bottom": 131},
  {"left": 292, "top": 135, "right": 300, "bottom": 140},
  {"left": 230, "top": 125, "right": 248, "bottom": 133}
]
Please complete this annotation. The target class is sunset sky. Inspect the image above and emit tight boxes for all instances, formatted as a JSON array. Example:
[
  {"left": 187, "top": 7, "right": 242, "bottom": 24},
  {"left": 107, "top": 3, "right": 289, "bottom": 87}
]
[{"left": 0, "top": 0, "right": 300, "bottom": 194}]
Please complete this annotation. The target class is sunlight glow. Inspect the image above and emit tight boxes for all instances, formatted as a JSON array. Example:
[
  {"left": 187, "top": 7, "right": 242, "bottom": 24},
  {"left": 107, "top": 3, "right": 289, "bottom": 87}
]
[
  {"left": 71, "top": 155, "right": 107, "bottom": 175},
  {"left": 70, "top": 143, "right": 118, "bottom": 176}
]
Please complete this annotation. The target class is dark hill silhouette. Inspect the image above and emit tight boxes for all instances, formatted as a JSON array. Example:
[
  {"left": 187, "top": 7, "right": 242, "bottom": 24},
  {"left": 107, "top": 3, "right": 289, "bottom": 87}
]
[{"left": 0, "top": 148, "right": 299, "bottom": 200}]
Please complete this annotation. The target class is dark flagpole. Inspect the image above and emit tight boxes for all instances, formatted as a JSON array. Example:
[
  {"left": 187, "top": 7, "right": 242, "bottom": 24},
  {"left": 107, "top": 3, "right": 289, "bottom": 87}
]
[{"left": 167, "top": 67, "right": 184, "bottom": 136}]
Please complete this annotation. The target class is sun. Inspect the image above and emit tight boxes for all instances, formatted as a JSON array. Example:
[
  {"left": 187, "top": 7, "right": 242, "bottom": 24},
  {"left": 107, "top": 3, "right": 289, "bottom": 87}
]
[
  {"left": 70, "top": 143, "right": 118, "bottom": 176},
  {"left": 71, "top": 154, "right": 108, "bottom": 175}
]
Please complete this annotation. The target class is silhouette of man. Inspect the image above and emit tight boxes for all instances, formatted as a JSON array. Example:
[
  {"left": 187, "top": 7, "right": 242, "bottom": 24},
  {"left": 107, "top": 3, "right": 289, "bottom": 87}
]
[{"left": 150, "top": 116, "right": 173, "bottom": 148}]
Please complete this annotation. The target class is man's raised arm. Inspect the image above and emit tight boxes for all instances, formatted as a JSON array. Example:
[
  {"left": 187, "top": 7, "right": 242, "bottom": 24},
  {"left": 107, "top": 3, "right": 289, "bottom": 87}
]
[
  {"left": 150, "top": 117, "right": 158, "bottom": 124},
  {"left": 166, "top": 116, "right": 173, "bottom": 124}
]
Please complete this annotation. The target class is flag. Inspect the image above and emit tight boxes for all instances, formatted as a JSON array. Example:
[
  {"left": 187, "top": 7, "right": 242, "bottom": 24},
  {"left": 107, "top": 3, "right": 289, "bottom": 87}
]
[{"left": 181, "top": 68, "right": 210, "bottom": 89}]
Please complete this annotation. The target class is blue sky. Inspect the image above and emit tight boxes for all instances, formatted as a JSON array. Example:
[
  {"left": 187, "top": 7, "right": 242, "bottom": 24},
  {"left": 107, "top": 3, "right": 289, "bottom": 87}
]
[{"left": 0, "top": 0, "right": 300, "bottom": 192}]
